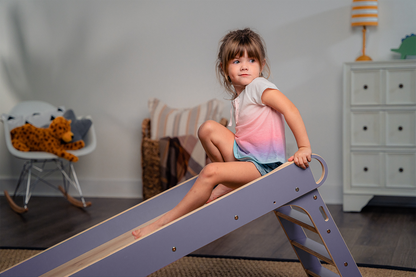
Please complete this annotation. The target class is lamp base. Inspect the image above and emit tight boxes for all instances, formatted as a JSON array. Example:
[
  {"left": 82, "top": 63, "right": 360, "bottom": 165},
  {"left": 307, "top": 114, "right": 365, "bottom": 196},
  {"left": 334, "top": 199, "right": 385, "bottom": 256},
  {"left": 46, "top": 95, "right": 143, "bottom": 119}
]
[{"left": 356, "top": 54, "right": 372, "bottom": 61}]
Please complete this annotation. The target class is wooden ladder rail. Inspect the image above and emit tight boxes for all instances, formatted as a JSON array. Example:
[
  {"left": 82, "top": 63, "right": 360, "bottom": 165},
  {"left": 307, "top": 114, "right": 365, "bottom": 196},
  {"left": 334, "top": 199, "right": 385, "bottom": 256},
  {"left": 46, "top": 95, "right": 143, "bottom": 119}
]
[{"left": 275, "top": 189, "right": 362, "bottom": 277}]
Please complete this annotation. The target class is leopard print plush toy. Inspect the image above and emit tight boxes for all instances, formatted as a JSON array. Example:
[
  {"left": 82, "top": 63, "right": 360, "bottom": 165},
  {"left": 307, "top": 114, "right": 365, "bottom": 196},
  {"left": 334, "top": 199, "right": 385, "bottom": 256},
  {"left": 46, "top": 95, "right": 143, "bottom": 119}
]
[{"left": 10, "top": 116, "right": 85, "bottom": 162}]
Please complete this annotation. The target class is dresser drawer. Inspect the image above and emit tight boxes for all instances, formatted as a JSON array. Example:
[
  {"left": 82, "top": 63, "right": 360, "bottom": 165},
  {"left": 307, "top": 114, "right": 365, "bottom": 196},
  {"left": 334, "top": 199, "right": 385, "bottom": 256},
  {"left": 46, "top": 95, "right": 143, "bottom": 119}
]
[
  {"left": 351, "top": 112, "right": 382, "bottom": 146},
  {"left": 351, "top": 153, "right": 382, "bottom": 188},
  {"left": 351, "top": 70, "right": 381, "bottom": 105},
  {"left": 386, "top": 111, "right": 416, "bottom": 146},
  {"left": 386, "top": 69, "right": 416, "bottom": 105},
  {"left": 351, "top": 152, "right": 416, "bottom": 189},
  {"left": 386, "top": 153, "right": 416, "bottom": 189}
]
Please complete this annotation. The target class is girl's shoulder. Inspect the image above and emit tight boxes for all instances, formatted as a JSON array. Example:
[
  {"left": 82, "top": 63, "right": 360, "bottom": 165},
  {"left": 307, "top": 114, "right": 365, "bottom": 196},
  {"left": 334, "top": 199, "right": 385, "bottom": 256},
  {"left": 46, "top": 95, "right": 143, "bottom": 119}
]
[
  {"left": 243, "top": 78, "right": 278, "bottom": 105},
  {"left": 247, "top": 77, "right": 278, "bottom": 92}
]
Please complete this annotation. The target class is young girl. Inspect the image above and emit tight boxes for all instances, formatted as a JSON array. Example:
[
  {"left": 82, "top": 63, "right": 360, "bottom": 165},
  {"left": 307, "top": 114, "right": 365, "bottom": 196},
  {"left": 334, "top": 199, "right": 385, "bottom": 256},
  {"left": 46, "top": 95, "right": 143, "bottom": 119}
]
[{"left": 133, "top": 28, "right": 311, "bottom": 239}]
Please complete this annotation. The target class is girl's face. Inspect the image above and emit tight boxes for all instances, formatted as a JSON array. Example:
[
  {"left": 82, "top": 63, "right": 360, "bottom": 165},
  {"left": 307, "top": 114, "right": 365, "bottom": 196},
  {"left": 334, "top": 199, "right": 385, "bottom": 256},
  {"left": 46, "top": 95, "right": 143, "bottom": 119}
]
[{"left": 226, "top": 50, "right": 263, "bottom": 95}]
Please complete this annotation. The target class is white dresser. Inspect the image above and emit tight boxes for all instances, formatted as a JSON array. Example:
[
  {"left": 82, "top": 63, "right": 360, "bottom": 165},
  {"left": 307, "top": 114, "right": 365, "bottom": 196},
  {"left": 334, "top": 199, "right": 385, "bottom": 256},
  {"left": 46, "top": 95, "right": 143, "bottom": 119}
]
[{"left": 343, "top": 60, "right": 416, "bottom": 212}]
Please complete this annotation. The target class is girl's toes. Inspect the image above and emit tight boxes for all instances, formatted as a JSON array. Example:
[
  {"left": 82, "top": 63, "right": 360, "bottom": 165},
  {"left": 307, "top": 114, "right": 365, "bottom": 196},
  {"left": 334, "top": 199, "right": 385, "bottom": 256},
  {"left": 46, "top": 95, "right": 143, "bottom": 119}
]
[{"left": 132, "top": 229, "right": 141, "bottom": 239}]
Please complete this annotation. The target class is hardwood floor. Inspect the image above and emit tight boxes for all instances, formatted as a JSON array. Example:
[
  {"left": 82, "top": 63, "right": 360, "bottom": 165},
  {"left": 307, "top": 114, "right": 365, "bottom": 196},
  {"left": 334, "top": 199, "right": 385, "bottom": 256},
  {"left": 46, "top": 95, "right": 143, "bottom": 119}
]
[
  {"left": 0, "top": 196, "right": 141, "bottom": 249},
  {"left": 0, "top": 196, "right": 415, "bottom": 269},
  {"left": 193, "top": 204, "right": 416, "bottom": 269}
]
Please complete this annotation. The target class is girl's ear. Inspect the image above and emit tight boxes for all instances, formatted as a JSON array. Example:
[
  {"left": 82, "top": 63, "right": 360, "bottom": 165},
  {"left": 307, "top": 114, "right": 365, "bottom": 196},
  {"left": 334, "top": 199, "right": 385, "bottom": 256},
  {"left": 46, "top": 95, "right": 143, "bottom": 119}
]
[
  {"left": 260, "top": 59, "right": 266, "bottom": 76},
  {"left": 220, "top": 62, "right": 229, "bottom": 79}
]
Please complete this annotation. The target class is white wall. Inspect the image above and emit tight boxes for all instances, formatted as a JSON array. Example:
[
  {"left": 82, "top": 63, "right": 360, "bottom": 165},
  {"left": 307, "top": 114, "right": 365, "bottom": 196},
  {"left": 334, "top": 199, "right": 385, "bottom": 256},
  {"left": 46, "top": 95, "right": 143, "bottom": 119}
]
[{"left": 0, "top": 0, "right": 415, "bottom": 202}]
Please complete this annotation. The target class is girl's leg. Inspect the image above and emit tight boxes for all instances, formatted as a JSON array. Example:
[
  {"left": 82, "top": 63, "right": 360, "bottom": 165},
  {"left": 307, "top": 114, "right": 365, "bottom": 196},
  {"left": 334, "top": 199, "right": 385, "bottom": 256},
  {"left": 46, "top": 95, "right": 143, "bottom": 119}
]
[
  {"left": 206, "top": 184, "right": 233, "bottom": 203},
  {"left": 132, "top": 161, "right": 260, "bottom": 239},
  {"left": 133, "top": 121, "right": 237, "bottom": 239},
  {"left": 198, "top": 120, "right": 237, "bottom": 202},
  {"left": 198, "top": 120, "right": 236, "bottom": 163}
]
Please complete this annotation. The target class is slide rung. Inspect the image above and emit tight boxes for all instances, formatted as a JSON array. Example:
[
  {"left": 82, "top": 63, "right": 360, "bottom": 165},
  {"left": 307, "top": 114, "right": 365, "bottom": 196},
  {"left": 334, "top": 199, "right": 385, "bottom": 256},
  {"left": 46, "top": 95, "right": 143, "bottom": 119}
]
[
  {"left": 291, "top": 237, "right": 333, "bottom": 265},
  {"left": 306, "top": 266, "right": 339, "bottom": 277},
  {"left": 275, "top": 208, "right": 317, "bottom": 233}
]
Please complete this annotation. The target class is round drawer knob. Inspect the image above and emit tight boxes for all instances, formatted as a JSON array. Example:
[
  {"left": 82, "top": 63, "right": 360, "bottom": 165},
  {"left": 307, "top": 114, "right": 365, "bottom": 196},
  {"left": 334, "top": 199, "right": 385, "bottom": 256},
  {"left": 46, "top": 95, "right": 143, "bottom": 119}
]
[
  {"left": 399, "top": 168, "right": 404, "bottom": 173},
  {"left": 363, "top": 167, "right": 368, "bottom": 172},
  {"left": 398, "top": 126, "right": 403, "bottom": 131},
  {"left": 399, "top": 84, "right": 404, "bottom": 89},
  {"left": 363, "top": 126, "right": 368, "bottom": 131},
  {"left": 363, "top": 85, "right": 368, "bottom": 90}
]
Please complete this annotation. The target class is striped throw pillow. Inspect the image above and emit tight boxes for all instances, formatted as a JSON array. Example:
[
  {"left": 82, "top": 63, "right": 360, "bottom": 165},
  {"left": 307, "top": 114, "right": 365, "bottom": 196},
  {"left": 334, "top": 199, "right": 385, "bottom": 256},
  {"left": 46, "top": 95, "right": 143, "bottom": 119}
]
[{"left": 148, "top": 98, "right": 224, "bottom": 140}]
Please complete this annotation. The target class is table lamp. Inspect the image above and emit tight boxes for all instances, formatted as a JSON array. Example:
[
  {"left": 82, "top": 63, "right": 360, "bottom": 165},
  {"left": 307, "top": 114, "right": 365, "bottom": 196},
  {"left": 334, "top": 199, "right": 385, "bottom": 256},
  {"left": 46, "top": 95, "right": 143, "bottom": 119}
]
[{"left": 351, "top": 0, "right": 378, "bottom": 61}]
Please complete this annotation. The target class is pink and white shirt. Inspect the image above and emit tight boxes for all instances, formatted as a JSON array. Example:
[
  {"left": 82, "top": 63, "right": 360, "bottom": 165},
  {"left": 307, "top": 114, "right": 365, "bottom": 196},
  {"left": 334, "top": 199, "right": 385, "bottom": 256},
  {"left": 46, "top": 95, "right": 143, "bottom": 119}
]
[{"left": 232, "top": 77, "right": 286, "bottom": 164}]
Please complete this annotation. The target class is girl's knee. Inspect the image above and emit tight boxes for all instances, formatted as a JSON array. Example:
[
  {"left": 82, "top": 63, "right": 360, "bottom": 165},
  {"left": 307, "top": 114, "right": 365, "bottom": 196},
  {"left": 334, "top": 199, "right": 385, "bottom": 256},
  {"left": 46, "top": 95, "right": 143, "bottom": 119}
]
[
  {"left": 199, "top": 163, "right": 218, "bottom": 181},
  {"left": 192, "top": 164, "right": 219, "bottom": 191},
  {"left": 198, "top": 120, "right": 217, "bottom": 139}
]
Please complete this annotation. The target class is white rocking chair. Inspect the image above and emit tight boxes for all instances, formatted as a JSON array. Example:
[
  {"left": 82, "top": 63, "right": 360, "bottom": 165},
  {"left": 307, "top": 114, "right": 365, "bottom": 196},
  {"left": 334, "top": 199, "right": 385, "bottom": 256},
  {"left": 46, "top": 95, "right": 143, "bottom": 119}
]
[{"left": 1, "top": 101, "right": 96, "bottom": 213}]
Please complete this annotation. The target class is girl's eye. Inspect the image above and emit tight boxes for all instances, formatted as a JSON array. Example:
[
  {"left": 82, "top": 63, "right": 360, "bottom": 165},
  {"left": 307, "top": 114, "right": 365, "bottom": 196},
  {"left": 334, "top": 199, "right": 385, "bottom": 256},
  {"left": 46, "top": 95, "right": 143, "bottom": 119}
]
[
  {"left": 249, "top": 59, "right": 256, "bottom": 63},
  {"left": 233, "top": 60, "right": 240, "bottom": 64}
]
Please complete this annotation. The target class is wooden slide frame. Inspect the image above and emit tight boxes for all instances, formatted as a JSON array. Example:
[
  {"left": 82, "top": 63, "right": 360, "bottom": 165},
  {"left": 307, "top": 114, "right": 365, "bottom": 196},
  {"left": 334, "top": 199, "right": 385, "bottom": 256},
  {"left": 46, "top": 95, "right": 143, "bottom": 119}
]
[{"left": 1, "top": 154, "right": 358, "bottom": 276}]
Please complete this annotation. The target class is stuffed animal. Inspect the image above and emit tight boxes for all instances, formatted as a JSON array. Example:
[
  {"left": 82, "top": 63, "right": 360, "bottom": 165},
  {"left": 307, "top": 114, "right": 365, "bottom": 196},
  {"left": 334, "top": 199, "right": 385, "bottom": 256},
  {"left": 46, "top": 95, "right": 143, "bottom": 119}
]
[
  {"left": 10, "top": 116, "right": 85, "bottom": 162},
  {"left": 391, "top": 34, "right": 416, "bottom": 59}
]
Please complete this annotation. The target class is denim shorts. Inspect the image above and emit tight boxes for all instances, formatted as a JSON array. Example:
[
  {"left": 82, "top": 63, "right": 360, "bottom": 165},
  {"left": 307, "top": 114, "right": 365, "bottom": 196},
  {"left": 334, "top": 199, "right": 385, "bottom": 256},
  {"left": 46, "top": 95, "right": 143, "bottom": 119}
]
[
  {"left": 233, "top": 141, "right": 283, "bottom": 176},
  {"left": 252, "top": 160, "right": 283, "bottom": 176}
]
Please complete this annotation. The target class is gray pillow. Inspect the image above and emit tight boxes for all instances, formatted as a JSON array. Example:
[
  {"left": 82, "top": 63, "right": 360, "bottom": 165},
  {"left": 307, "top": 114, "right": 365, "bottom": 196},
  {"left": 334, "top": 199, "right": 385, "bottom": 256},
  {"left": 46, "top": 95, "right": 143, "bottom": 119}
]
[{"left": 63, "top": 109, "right": 92, "bottom": 142}]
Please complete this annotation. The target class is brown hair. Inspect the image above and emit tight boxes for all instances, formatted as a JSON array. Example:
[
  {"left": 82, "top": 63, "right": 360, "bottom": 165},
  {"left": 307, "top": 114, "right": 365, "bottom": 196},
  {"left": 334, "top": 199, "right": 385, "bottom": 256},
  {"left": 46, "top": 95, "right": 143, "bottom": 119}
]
[{"left": 216, "top": 28, "right": 271, "bottom": 99}]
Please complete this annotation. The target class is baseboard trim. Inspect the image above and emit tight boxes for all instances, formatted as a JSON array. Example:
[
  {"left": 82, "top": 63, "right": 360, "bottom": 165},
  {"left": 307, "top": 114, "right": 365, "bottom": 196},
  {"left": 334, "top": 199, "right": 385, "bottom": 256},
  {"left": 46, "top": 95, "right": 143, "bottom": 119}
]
[
  {"left": 0, "top": 177, "right": 345, "bottom": 204},
  {"left": 0, "top": 178, "right": 143, "bottom": 199},
  {"left": 317, "top": 183, "right": 342, "bottom": 205}
]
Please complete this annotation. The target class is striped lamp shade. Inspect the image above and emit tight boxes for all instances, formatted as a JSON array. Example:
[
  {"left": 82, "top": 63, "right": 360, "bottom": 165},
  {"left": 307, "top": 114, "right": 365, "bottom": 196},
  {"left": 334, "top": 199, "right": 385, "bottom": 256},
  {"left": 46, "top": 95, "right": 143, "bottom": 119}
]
[{"left": 351, "top": 0, "right": 378, "bottom": 27}]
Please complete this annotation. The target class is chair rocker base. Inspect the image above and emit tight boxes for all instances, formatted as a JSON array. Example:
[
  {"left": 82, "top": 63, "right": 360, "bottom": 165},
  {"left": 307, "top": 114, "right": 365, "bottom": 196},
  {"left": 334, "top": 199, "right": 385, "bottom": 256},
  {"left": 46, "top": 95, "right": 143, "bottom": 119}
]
[
  {"left": 58, "top": 186, "right": 92, "bottom": 208},
  {"left": 4, "top": 159, "right": 92, "bottom": 214},
  {"left": 4, "top": 190, "right": 29, "bottom": 213},
  {"left": 4, "top": 187, "right": 91, "bottom": 214}
]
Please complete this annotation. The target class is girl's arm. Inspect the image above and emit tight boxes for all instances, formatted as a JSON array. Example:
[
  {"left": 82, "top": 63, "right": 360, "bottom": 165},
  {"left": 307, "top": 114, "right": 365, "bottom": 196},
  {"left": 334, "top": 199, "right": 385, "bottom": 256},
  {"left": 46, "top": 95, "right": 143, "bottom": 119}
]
[{"left": 261, "top": 88, "right": 312, "bottom": 169}]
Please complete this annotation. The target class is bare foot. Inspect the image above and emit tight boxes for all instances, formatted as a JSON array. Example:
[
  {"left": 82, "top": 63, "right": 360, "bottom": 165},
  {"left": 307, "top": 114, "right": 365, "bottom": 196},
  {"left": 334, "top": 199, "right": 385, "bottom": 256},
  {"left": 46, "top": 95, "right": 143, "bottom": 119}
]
[
  {"left": 206, "top": 184, "right": 234, "bottom": 203},
  {"left": 132, "top": 220, "right": 163, "bottom": 240},
  {"left": 132, "top": 229, "right": 142, "bottom": 239}
]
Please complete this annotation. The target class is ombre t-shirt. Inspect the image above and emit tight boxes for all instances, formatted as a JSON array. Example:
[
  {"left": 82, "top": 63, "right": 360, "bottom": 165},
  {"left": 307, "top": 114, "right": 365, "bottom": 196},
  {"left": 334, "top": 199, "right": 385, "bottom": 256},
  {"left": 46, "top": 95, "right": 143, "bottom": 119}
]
[{"left": 232, "top": 77, "right": 286, "bottom": 164}]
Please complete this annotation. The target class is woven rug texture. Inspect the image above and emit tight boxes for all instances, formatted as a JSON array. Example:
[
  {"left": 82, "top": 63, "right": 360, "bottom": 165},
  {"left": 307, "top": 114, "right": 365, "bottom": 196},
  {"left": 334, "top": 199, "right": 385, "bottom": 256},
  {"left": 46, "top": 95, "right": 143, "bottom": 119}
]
[{"left": 1, "top": 249, "right": 415, "bottom": 277}]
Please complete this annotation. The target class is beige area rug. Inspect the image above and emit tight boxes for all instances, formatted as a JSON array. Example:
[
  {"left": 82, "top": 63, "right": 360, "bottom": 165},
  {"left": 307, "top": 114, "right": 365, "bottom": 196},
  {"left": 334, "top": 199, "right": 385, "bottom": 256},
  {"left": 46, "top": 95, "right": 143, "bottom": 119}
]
[{"left": 1, "top": 249, "right": 415, "bottom": 277}]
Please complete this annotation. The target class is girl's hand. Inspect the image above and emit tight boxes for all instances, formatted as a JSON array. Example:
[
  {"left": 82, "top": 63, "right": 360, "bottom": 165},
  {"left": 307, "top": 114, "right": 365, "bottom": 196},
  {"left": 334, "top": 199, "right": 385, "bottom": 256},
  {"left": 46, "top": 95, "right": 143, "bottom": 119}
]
[{"left": 288, "top": 147, "right": 312, "bottom": 169}]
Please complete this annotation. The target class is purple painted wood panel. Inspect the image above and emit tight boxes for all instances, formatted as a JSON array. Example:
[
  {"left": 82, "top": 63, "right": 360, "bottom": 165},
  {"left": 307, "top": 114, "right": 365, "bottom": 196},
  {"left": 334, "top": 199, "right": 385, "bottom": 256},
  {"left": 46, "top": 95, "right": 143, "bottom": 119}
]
[
  {"left": 1, "top": 155, "right": 329, "bottom": 276},
  {"left": 75, "top": 158, "right": 323, "bottom": 276}
]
